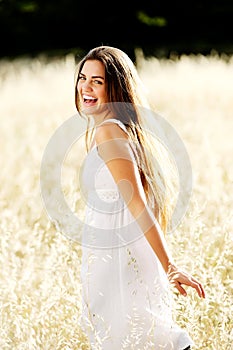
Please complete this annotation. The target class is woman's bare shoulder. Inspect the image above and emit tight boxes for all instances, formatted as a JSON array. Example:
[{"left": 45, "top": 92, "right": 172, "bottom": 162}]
[{"left": 95, "top": 121, "right": 128, "bottom": 145}]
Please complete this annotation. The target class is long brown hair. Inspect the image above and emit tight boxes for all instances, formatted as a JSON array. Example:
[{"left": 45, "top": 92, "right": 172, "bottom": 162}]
[{"left": 74, "top": 46, "right": 177, "bottom": 234}]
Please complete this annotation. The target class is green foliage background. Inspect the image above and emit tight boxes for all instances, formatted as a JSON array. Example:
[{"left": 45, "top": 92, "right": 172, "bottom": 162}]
[{"left": 1, "top": 0, "right": 233, "bottom": 59}]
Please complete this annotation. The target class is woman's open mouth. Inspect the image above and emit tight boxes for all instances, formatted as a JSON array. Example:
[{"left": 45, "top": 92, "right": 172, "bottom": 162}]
[{"left": 83, "top": 95, "right": 98, "bottom": 106}]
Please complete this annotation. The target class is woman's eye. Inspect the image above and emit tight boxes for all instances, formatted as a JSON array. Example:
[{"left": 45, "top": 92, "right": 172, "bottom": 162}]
[
  {"left": 78, "top": 75, "right": 85, "bottom": 81},
  {"left": 94, "top": 80, "right": 102, "bottom": 85}
]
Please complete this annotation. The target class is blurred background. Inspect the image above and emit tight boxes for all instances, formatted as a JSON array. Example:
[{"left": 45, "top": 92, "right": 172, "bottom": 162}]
[
  {"left": 1, "top": 0, "right": 233, "bottom": 60},
  {"left": 0, "top": 1, "right": 233, "bottom": 349}
]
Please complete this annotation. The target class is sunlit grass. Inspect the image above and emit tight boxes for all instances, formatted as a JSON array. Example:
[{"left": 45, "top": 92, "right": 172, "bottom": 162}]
[{"left": 0, "top": 51, "right": 232, "bottom": 349}]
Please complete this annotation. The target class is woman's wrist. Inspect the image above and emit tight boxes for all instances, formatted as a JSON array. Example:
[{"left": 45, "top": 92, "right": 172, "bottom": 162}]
[{"left": 166, "top": 261, "right": 177, "bottom": 275}]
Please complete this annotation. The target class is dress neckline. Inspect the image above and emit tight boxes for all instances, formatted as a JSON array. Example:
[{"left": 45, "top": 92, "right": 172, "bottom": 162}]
[{"left": 97, "top": 118, "right": 125, "bottom": 127}]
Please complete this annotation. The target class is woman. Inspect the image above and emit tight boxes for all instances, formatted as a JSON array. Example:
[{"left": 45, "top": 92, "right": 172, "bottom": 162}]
[{"left": 75, "top": 46, "right": 205, "bottom": 350}]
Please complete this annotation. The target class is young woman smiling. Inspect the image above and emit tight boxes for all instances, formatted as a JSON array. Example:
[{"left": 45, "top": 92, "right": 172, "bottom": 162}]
[{"left": 74, "top": 45, "right": 205, "bottom": 350}]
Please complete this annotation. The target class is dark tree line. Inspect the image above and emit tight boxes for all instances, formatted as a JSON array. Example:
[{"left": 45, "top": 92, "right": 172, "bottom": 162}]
[{"left": 0, "top": 0, "right": 232, "bottom": 60}]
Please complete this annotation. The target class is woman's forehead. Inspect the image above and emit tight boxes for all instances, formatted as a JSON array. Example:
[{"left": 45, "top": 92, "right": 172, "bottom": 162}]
[{"left": 81, "top": 60, "right": 105, "bottom": 77}]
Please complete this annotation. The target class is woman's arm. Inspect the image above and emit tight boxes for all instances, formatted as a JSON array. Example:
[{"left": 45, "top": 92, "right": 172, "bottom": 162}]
[{"left": 96, "top": 123, "right": 205, "bottom": 298}]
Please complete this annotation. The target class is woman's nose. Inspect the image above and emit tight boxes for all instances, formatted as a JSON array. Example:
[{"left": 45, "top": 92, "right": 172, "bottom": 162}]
[{"left": 82, "top": 79, "right": 92, "bottom": 90}]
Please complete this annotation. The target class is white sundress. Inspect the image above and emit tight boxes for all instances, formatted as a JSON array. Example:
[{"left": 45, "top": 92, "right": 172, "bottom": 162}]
[{"left": 79, "top": 118, "right": 193, "bottom": 350}]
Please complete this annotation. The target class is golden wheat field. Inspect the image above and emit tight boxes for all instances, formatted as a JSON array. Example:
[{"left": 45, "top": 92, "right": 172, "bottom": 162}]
[{"left": 0, "top": 50, "right": 232, "bottom": 350}]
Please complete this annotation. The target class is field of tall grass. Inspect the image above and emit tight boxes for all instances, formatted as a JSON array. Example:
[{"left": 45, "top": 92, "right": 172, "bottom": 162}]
[{"left": 0, "top": 50, "right": 232, "bottom": 349}]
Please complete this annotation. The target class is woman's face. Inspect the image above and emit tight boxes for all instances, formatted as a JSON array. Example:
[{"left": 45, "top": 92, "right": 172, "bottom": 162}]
[{"left": 77, "top": 59, "right": 108, "bottom": 112}]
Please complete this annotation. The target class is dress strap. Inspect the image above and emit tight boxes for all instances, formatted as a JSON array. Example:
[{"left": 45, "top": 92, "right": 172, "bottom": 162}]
[
  {"left": 90, "top": 119, "right": 128, "bottom": 151},
  {"left": 98, "top": 118, "right": 128, "bottom": 133}
]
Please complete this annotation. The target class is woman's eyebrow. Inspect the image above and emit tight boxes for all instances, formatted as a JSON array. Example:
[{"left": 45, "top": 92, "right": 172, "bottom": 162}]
[
  {"left": 79, "top": 72, "right": 104, "bottom": 80},
  {"left": 92, "top": 75, "right": 105, "bottom": 80}
]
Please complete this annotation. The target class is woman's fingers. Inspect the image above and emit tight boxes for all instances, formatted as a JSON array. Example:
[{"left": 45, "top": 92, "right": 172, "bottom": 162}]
[
  {"left": 188, "top": 276, "right": 206, "bottom": 298},
  {"left": 168, "top": 270, "right": 206, "bottom": 298},
  {"left": 174, "top": 281, "right": 188, "bottom": 296},
  {"left": 190, "top": 276, "right": 206, "bottom": 298},
  {"left": 187, "top": 277, "right": 204, "bottom": 298}
]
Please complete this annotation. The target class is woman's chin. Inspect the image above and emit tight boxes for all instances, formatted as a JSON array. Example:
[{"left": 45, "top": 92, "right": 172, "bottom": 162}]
[{"left": 81, "top": 103, "right": 109, "bottom": 116}]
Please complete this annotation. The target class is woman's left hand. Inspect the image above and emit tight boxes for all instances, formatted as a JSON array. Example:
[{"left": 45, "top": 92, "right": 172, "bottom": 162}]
[{"left": 167, "top": 263, "right": 206, "bottom": 298}]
